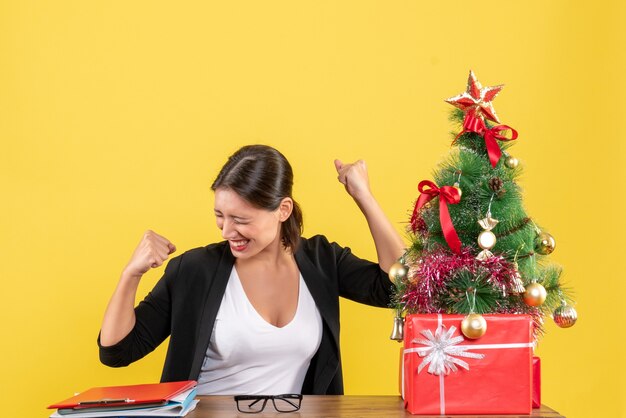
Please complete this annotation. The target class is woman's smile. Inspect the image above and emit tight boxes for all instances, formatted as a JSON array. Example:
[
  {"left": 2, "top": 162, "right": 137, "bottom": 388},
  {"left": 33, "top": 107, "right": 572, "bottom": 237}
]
[{"left": 229, "top": 239, "right": 250, "bottom": 252}]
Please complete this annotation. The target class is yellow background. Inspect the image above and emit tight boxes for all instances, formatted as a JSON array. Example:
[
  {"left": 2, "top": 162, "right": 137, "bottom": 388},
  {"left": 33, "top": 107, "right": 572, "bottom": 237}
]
[{"left": 1, "top": 1, "right": 624, "bottom": 417}]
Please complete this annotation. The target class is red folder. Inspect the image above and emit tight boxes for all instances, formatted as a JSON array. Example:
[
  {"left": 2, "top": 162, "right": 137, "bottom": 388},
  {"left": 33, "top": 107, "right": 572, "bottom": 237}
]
[{"left": 47, "top": 380, "right": 197, "bottom": 410}]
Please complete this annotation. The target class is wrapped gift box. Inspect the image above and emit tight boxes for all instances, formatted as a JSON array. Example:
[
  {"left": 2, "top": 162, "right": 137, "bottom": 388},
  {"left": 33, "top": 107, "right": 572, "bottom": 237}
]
[
  {"left": 533, "top": 356, "right": 541, "bottom": 408},
  {"left": 402, "top": 314, "right": 533, "bottom": 415}
]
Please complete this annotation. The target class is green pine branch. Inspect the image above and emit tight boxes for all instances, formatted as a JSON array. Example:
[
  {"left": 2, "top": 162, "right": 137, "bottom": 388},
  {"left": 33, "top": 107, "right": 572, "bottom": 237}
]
[{"left": 442, "top": 268, "right": 501, "bottom": 314}]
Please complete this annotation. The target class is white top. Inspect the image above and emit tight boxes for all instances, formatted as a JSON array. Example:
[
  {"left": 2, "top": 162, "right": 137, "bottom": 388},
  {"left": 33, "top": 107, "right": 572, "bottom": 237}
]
[{"left": 196, "top": 267, "right": 323, "bottom": 395}]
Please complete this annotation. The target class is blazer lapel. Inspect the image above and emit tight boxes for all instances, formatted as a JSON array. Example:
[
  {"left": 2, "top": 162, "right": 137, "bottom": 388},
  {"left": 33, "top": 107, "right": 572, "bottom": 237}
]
[
  {"left": 189, "top": 243, "right": 235, "bottom": 379},
  {"left": 295, "top": 247, "right": 340, "bottom": 351}
]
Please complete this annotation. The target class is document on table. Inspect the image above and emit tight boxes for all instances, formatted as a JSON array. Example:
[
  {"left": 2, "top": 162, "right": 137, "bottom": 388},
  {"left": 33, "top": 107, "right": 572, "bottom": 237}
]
[{"left": 49, "top": 388, "right": 198, "bottom": 417}]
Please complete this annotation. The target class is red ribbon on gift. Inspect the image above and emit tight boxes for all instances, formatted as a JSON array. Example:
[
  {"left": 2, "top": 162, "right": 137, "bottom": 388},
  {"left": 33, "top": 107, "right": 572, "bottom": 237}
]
[
  {"left": 454, "top": 113, "right": 518, "bottom": 168},
  {"left": 410, "top": 180, "right": 461, "bottom": 254}
]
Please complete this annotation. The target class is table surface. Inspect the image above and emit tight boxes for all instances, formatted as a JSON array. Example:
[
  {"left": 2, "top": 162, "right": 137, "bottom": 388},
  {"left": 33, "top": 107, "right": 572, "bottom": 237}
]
[{"left": 189, "top": 395, "right": 564, "bottom": 417}]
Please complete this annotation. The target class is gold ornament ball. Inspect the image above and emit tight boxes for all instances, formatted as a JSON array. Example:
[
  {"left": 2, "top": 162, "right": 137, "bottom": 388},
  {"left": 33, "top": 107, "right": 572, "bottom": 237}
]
[
  {"left": 535, "top": 232, "right": 556, "bottom": 255},
  {"left": 477, "top": 230, "right": 497, "bottom": 250},
  {"left": 453, "top": 182, "right": 462, "bottom": 198},
  {"left": 388, "top": 262, "right": 408, "bottom": 282},
  {"left": 461, "top": 313, "right": 487, "bottom": 339},
  {"left": 504, "top": 155, "right": 519, "bottom": 169},
  {"left": 523, "top": 282, "right": 547, "bottom": 306},
  {"left": 553, "top": 305, "right": 578, "bottom": 328}
]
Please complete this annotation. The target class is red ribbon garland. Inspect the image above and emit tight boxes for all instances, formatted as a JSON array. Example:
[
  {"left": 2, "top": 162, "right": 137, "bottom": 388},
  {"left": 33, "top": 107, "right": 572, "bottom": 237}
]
[
  {"left": 410, "top": 180, "right": 462, "bottom": 254},
  {"left": 455, "top": 113, "right": 519, "bottom": 168}
]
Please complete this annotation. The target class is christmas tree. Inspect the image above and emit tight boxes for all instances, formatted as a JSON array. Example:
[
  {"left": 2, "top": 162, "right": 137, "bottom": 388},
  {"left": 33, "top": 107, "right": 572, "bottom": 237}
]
[{"left": 391, "top": 71, "right": 577, "bottom": 339}]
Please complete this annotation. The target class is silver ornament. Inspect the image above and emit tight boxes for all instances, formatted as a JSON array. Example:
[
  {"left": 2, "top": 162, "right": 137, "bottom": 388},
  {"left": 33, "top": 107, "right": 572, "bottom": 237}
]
[
  {"left": 389, "top": 314, "right": 404, "bottom": 341},
  {"left": 511, "top": 262, "right": 526, "bottom": 294},
  {"left": 553, "top": 304, "right": 577, "bottom": 328}
]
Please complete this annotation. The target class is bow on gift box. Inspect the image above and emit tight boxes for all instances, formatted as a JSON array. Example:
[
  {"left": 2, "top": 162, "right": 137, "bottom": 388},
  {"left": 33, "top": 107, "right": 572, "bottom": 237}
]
[
  {"left": 410, "top": 180, "right": 461, "bottom": 254},
  {"left": 412, "top": 325, "right": 484, "bottom": 376}
]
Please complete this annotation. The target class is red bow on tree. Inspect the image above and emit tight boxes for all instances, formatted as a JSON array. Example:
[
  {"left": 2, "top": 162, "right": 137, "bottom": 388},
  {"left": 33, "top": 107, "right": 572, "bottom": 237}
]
[
  {"left": 456, "top": 112, "right": 518, "bottom": 168},
  {"left": 410, "top": 180, "right": 462, "bottom": 254}
]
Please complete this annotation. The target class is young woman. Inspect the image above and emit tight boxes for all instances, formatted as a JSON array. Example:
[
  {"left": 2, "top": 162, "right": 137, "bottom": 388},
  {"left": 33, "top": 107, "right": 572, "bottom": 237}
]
[{"left": 99, "top": 144, "right": 405, "bottom": 395}]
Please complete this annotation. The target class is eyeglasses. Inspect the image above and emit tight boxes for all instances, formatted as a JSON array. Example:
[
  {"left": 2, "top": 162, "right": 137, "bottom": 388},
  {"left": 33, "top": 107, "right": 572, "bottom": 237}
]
[{"left": 234, "top": 394, "right": 302, "bottom": 413}]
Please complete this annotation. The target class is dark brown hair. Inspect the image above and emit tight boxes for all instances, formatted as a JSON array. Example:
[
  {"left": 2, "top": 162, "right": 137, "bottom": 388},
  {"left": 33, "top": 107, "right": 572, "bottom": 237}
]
[{"left": 211, "top": 145, "right": 303, "bottom": 251}]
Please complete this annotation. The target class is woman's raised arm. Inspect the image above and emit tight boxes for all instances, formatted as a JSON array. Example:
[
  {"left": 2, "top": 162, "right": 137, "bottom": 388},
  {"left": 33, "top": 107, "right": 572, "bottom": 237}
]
[
  {"left": 334, "top": 159, "right": 405, "bottom": 276},
  {"left": 99, "top": 230, "right": 176, "bottom": 346}
]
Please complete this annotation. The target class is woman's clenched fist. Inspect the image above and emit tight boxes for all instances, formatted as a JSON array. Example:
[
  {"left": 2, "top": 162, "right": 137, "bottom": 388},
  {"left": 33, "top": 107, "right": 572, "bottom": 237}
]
[{"left": 122, "top": 230, "right": 176, "bottom": 278}]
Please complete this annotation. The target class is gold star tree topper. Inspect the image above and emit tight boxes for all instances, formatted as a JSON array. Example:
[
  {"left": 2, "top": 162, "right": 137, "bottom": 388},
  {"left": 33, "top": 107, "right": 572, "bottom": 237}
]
[{"left": 445, "top": 70, "right": 504, "bottom": 124}]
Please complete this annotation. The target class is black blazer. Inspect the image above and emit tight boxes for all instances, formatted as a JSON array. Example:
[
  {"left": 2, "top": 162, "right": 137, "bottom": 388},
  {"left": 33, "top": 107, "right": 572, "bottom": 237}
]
[{"left": 99, "top": 235, "right": 395, "bottom": 394}]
